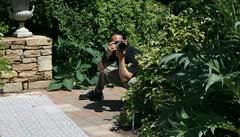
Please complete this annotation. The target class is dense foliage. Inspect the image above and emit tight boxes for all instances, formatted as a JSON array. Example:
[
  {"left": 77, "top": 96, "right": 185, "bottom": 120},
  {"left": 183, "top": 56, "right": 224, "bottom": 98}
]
[
  {"left": 27, "top": 0, "right": 167, "bottom": 90},
  {"left": 119, "top": 0, "right": 240, "bottom": 136},
  {"left": 0, "top": 0, "right": 173, "bottom": 90}
]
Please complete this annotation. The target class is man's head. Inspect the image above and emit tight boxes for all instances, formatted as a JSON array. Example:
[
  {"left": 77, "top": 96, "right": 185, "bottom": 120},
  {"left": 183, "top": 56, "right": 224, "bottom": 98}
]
[{"left": 109, "top": 32, "right": 127, "bottom": 44}]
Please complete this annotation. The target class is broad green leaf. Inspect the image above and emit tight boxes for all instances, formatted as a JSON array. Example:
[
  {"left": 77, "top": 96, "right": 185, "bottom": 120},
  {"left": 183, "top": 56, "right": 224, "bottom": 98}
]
[
  {"left": 160, "top": 53, "right": 184, "bottom": 65},
  {"left": 68, "top": 57, "right": 73, "bottom": 65},
  {"left": 86, "top": 48, "right": 94, "bottom": 55},
  {"left": 76, "top": 60, "right": 81, "bottom": 69},
  {"left": 88, "top": 76, "right": 98, "bottom": 85},
  {"left": 52, "top": 66, "right": 58, "bottom": 73},
  {"left": 93, "top": 57, "right": 101, "bottom": 64},
  {"left": 234, "top": 21, "right": 240, "bottom": 29},
  {"left": 80, "top": 64, "right": 91, "bottom": 72},
  {"left": 205, "top": 59, "right": 220, "bottom": 74},
  {"left": 79, "top": 85, "right": 88, "bottom": 90},
  {"left": 62, "top": 78, "right": 74, "bottom": 90},
  {"left": 181, "top": 108, "right": 189, "bottom": 119},
  {"left": 54, "top": 74, "right": 64, "bottom": 80},
  {"left": 205, "top": 73, "right": 223, "bottom": 91},
  {"left": 168, "top": 118, "right": 182, "bottom": 129},
  {"left": 48, "top": 80, "right": 62, "bottom": 91},
  {"left": 76, "top": 71, "right": 86, "bottom": 82}
]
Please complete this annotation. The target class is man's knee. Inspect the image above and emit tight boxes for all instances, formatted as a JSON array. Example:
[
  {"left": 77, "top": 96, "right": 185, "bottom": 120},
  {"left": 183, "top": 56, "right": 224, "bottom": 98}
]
[
  {"left": 100, "top": 67, "right": 117, "bottom": 76},
  {"left": 127, "top": 77, "right": 137, "bottom": 86},
  {"left": 121, "top": 77, "right": 137, "bottom": 89}
]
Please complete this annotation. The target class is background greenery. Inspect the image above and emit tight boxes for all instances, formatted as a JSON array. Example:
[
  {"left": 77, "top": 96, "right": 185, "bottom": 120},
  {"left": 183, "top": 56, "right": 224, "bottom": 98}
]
[{"left": 0, "top": 0, "right": 239, "bottom": 136}]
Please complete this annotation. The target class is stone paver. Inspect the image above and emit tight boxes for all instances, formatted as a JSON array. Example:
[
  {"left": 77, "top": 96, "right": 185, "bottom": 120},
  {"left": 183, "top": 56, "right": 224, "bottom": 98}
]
[{"left": 0, "top": 87, "right": 137, "bottom": 137}]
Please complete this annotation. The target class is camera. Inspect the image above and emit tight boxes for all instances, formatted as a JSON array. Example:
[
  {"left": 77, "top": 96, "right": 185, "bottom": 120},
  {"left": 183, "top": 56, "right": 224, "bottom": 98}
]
[{"left": 113, "top": 41, "right": 127, "bottom": 52}]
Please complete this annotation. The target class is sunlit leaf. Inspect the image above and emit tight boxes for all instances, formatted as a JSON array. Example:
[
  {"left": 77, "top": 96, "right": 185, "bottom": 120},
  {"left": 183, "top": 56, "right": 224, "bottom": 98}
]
[{"left": 62, "top": 78, "right": 74, "bottom": 90}]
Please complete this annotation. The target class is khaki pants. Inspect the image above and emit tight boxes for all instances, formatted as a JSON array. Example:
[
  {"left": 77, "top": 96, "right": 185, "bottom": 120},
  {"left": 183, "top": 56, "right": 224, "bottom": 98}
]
[{"left": 94, "top": 67, "right": 136, "bottom": 92}]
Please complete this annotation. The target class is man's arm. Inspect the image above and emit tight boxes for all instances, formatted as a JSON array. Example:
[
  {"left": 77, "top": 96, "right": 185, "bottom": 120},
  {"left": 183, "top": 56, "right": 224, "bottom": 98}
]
[
  {"left": 97, "top": 60, "right": 106, "bottom": 72},
  {"left": 97, "top": 42, "right": 117, "bottom": 72},
  {"left": 118, "top": 57, "right": 134, "bottom": 82}
]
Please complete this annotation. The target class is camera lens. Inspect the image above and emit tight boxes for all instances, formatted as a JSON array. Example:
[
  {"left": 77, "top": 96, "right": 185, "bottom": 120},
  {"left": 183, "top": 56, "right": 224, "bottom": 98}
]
[{"left": 118, "top": 42, "right": 127, "bottom": 52}]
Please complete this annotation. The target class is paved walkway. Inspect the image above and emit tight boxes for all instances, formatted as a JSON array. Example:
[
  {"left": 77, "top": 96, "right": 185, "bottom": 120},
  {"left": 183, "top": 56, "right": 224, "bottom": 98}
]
[
  {"left": 1, "top": 87, "right": 136, "bottom": 137},
  {"left": 0, "top": 95, "right": 88, "bottom": 137}
]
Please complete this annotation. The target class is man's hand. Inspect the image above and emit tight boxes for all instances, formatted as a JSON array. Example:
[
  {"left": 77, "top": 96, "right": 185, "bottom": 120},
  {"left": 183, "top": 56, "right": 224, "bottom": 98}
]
[
  {"left": 107, "top": 42, "right": 117, "bottom": 58},
  {"left": 116, "top": 49, "right": 125, "bottom": 60}
]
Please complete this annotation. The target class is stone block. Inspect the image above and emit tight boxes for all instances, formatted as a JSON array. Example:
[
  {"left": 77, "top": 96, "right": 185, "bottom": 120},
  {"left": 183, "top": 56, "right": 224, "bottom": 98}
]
[
  {"left": 22, "top": 58, "right": 37, "bottom": 63},
  {"left": 2, "top": 38, "right": 13, "bottom": 45},
  {"left": 42, "top": 46, "right": 52, "bottom": 49},
  {"left": 23, "top": 50, "right": 41, "bottom": 57},
  {"left": 28, "top": 75, "right": 44, "bottom": 82},
  {"left": 24, "top": 46, "right": 42, "bottom": 50},
  {"left": 28, "top": 80, "right": 51, "bottom": 89},
  {"left": 11, "top": 45, "right": 25, "bottom": 49},
  {"left": 38, "top": 56, "right": 52, "bottom": 71},
  {"left": 0, "top": 50, "right": 5, "bottom": 56},
  {"left": 26, "top": 36, "right": 52, "bottom": 46},
  {"left": 32, "top": 68, "right": 38, "bottom": 71},
  {"left": 12, "top": 39, "right": 26, "bottom": 45},
  {"left": 41, "top": 49, "right": 52, "bottom": 55},
  {"left": 2, "top": 82, "right": 22, "bottom": 93},
  {"left": 2, "top": 79, "right": 10, "bottom": 83},
  {"left": 19, "top": 71, "right": 36, "bottom": 78},
  {"left": 6, "top": 49, "right": 23, "bottom": 56},
  {"left": 4, "top": 54, "right": 21, "bottom": 62},
  {"left": 12, "top": 78, "right": 28, "bottom": 82},
  {"left": 44, "top": 71, "right": 52, "bottom": 80},
  {"left": 36, "top": 71, "right": 44, "bottom": 75},
  {"left": 12, "top": 63, "right": 37, "bottom": 71}
]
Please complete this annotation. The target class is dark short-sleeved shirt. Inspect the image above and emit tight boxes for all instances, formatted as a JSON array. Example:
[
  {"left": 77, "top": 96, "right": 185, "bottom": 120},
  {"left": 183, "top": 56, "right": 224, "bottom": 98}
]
[{"left": 107, "top": 45, "right": 141, "bottom": 75}]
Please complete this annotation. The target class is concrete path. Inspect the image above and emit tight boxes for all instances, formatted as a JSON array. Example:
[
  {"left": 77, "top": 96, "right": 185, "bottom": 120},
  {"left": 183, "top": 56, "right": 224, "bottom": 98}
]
[{"left": 0, "top": 95, "right": 88, "bottom": 137}]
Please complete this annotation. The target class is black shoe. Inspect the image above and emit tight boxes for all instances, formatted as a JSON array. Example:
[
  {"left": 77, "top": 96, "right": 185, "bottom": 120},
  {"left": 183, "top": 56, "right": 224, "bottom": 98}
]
[{"left": 79, "top": 90, "right": 104, "bottom": 101}]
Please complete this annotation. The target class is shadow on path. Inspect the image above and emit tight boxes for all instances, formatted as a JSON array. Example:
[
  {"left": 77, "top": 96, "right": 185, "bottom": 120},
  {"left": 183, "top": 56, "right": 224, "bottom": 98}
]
[{"left": 83, "top": 100, "right": 124, "bottom": 112}]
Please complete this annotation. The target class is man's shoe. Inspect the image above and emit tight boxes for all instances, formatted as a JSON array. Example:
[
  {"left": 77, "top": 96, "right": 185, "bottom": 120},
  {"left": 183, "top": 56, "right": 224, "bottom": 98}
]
[{"left": 79, "top": 90, "right": 104, "bottom": 101}]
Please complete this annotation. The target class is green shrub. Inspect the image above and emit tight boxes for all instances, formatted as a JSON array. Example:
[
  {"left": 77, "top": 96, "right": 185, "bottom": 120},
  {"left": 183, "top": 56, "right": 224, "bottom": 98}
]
[
  {"left": 1, "top": 0, "right": 169, "bottom": 90},
  {"left": 48, "top": 38, "right": 101, "bottom": 90},
  {"left": 120, "top": 0, "right": 240, "bottom": 136},
  {"left": 41, "top": 0, "right": 168, "bottom": 90}
]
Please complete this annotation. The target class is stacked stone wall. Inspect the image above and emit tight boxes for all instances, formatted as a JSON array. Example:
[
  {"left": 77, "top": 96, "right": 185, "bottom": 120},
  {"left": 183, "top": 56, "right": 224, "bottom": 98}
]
[{"left": 0, "top": 35, "right": 52, "bottom": 92}]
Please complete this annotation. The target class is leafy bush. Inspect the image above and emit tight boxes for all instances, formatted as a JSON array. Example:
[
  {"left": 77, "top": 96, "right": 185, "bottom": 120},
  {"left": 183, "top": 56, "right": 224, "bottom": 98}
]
[
  {"left": 48, "top": 38, "right": 101, "bottom": 90},
  {"left": 119, "top": 0, "right": 240, "bottom": 136},
  {"left": 38, "top": 0, "right": 167, "bottom": 90},
  {"left": 1, "top": 0, "right": 173, "bottom": 90}
]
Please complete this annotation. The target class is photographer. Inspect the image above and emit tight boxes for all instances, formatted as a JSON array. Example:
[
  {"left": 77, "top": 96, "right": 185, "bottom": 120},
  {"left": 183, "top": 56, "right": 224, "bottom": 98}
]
[{"left": 79, "top": 32, "right": 140, "bottom": 101}]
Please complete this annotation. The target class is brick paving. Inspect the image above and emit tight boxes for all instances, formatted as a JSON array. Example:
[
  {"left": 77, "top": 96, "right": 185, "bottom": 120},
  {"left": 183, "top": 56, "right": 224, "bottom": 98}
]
[{"left": 0, "top": 87, "right": 137, "bottom": 137}]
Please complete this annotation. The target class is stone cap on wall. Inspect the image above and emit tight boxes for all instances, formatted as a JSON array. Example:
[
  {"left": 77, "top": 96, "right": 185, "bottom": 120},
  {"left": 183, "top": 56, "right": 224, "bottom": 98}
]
[{"left": 1, "top": 35, "right": 52, "bottom": 46}]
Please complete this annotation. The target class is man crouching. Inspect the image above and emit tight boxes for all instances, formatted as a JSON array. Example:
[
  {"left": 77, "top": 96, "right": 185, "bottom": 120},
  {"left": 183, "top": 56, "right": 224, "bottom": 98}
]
[{"left": 79, "top": 32, "right": 140, "bottom": 101}]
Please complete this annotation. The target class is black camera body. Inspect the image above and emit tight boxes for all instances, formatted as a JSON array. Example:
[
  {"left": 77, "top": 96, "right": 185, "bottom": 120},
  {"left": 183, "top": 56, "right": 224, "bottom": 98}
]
[{"left": 113, "top": 41, "right": 127, "bottom": 52}]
